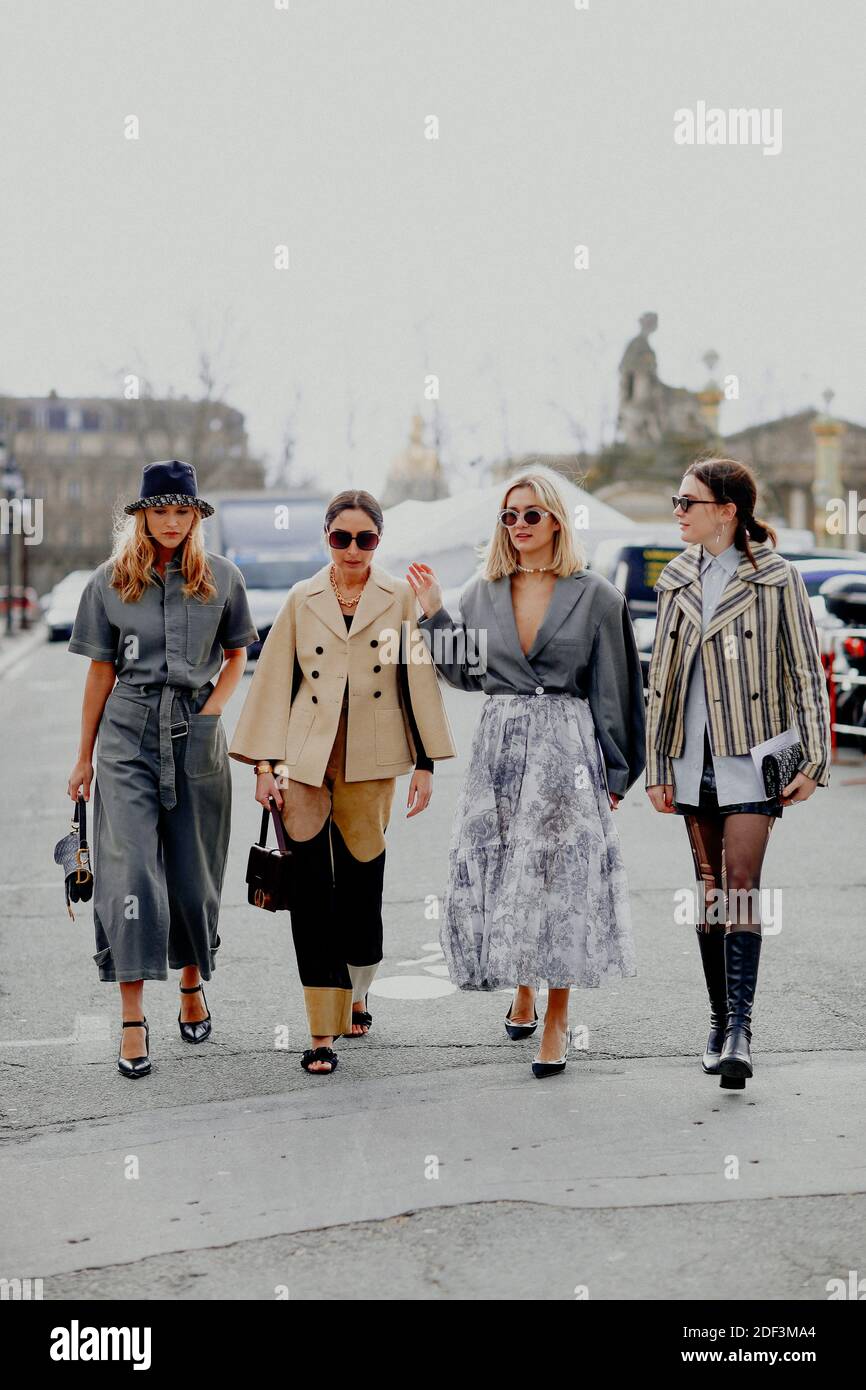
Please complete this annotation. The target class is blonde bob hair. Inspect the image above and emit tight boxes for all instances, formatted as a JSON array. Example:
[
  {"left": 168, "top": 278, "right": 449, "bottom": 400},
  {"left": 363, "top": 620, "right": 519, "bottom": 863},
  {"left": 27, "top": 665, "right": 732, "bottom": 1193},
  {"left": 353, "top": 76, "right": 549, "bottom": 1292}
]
[
  {"left": 109, "top": 507, "right": 216, "bottom": 604},
  {"left": 482, "top": 472, "right": 586, "bottom": 581}
]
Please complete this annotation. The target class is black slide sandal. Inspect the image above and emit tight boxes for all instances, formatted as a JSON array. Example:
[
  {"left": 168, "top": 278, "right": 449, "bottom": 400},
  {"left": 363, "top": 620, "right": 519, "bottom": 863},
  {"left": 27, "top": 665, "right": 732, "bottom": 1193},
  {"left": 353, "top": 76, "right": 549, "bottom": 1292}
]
[
  {"left": 343, "top": 994, "right": 373, "bottom": 1038},
  {"left": 301, "top": 1046, "right": 339, "bottom": 1074}
]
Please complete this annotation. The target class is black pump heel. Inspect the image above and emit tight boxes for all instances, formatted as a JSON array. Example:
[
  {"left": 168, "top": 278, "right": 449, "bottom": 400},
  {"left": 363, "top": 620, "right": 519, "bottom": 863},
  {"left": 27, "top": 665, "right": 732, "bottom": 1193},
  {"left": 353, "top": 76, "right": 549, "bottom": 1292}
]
[
  {"left": 505, "top": 994, "right": 538, "bottom": 1040},
  {"left": 118, "top": 1019, "right": 151, "bottom": 1079},
  {"left": 178, "top": 983, "right": 212, "bottom": 1044}
]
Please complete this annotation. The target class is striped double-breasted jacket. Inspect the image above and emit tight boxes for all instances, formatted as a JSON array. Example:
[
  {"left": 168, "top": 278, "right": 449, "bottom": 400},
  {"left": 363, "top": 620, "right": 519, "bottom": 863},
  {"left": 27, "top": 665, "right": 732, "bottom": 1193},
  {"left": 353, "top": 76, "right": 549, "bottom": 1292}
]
[{"left": 644, "top": 542, "right": 831, "bottom": 788}]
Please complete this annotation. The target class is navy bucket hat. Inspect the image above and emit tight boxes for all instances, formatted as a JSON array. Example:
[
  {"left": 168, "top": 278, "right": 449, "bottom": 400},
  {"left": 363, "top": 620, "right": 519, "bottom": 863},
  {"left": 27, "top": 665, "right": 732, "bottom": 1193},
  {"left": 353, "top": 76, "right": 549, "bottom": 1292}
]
[{"left": 124, "top": 459, "right": 214, "bottom": 517}]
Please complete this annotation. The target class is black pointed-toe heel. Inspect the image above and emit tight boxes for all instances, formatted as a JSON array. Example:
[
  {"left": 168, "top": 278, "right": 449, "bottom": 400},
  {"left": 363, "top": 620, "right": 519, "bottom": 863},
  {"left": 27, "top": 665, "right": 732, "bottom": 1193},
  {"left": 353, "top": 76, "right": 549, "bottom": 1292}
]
[
  {"left": 505, "top": 994, "right": 539, "bottom": 1040},
  {"left": 118, "top": 1019, "right": 151, "bottom": 1079},
  {"left": 178, "top": 983, "right": 212, "bottom": 1044},
  {"left": 531, "top": 1026, "right": 573, "bottom": 1079}
]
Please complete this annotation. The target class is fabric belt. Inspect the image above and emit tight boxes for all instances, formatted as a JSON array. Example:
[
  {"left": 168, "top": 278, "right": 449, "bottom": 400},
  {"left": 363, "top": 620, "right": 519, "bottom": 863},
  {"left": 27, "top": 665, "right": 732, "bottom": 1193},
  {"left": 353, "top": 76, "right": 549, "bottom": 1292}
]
[{"left": 114, "top": 680, "right": 211, "bottom": 810}]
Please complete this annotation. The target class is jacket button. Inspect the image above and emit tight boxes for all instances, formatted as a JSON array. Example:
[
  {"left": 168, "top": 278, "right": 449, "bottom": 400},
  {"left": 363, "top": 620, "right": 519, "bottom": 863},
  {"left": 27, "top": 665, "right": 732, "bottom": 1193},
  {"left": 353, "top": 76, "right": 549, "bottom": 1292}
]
[
  {"left": 744, "top": 630, "right": 753, "bottom": 638},
  {"left": 373, "top": 664, "right": 381, "bottom": 673},
  {"left": 655, "top": 690, "right": 662, "bottom": 698},
  {"left": 370, "top": 639, "right": 378, "bottom": 647},
  {"left": 311, "top": 670, "right": 319, "bottom": 678},
  {"left": 311, "top": 695, "right": 318, "bottom": 704},
  {"left": 315, "top": 646, "right": 324, "bottom": 654},
  {"left": 752, "top": 692, "right": 759, "bottom": 700},
  {"left": 374, "top": 690, "right": 382, "bottom": 698},
  {"left": 670, "top": 630, "right": 677, "bottom": 640}
]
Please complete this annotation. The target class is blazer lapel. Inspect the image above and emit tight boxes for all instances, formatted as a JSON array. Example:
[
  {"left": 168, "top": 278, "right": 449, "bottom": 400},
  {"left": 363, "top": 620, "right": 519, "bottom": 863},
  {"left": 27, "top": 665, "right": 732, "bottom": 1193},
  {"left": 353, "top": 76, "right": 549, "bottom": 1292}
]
[
  {"left": 657, "top": 546, "right": 703, "bottom": 637},
  {"left": 303, "top": 563, "right": 396, "bottom": 643},
  {"left": 700, "top": 570, "right": 755, "bottom": 644},
  {"left": 488, "top": 578, "right": 537, "bottom": 682},
  {"left": 490, "top": 574, "right": 580, "bottom": 681},
  {"left": 700, "top": 546, "right": 787, "bottom": 644},
  {"left": 347, "top": 565, "right": 396, "bottom": 639},
  {"left": 526, "top": 574, "right": 588, "bottom": 659},
  {"left": 658, "top": 541, "right": 790, "bottom": 645},
  {"left": 303, "top": 564, "right": 349, "bottom": 642}
]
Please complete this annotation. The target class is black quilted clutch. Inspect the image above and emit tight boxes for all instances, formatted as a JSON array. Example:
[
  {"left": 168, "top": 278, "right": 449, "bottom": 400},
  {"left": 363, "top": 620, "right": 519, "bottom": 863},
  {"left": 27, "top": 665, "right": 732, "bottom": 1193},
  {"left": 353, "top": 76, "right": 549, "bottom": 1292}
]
[{"left": 761, "top": 742, "right": 803, "bottom": 800}]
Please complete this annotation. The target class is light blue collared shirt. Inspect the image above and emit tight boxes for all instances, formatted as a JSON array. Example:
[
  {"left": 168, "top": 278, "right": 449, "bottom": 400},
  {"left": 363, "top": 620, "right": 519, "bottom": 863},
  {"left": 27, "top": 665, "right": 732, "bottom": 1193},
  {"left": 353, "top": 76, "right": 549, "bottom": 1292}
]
[{"left": 671, "top": 543, "right": 768, "bottom": 807}]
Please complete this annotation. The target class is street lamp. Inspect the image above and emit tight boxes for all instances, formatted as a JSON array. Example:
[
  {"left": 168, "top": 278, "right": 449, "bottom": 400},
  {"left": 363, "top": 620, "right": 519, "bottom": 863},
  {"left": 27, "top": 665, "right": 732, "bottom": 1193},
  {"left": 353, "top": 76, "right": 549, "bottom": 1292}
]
[{"left": 1, "top": 433, "right": 24, "bottom": 637}]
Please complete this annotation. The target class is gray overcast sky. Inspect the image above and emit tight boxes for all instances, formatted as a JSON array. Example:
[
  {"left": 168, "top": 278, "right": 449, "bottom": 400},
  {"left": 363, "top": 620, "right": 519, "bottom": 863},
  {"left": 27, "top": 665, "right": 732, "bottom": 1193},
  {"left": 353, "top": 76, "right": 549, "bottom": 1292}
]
[{"left": 1, "top": 0, "right": 863, "bottom": 493}]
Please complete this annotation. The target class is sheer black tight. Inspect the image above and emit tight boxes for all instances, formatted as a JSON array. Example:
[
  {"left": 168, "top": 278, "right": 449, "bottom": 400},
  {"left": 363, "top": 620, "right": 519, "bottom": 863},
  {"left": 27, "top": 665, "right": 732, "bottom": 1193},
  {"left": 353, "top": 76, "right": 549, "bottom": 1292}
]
[{"left": 683, "top": 812, "right": 776, "bottom": 935}]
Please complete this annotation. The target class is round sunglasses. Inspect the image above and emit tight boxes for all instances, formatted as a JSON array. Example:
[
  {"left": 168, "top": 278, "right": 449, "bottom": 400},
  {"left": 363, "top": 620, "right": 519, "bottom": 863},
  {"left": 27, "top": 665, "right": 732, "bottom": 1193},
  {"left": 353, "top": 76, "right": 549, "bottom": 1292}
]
[
  {"left": 498, "top": 508, "right": 552, "bottom": 528},
  {"left": 326, "top": 528, "right": 381, "bottom": 551}
]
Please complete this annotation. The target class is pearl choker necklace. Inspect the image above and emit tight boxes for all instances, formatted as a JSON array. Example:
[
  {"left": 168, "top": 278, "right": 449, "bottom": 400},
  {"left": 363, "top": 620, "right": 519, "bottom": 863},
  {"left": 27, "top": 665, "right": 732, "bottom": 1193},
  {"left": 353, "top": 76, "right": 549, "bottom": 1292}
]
[{"left": 515, "top": 562, "right": 553, "bottom": 574}]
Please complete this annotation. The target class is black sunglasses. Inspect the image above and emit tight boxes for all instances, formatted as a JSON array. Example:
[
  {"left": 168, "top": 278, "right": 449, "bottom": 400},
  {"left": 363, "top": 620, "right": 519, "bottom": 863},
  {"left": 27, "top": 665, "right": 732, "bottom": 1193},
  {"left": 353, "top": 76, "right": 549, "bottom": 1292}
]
[
  {"left": 498, "top": 507, "right": 551, "bottom": 527},
  {"left": 327, "top": 529, "right": 381, "bottom": 551},
  {"left": 671, "top": 495, "right": 721, "bottom": 514}
]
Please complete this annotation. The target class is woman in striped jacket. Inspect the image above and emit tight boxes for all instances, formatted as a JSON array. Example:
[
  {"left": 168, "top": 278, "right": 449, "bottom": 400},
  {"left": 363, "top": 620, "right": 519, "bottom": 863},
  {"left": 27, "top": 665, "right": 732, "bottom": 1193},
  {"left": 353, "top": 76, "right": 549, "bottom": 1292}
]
[{"left": 645, "top": 457, "right": 831, "bottom": 1089}]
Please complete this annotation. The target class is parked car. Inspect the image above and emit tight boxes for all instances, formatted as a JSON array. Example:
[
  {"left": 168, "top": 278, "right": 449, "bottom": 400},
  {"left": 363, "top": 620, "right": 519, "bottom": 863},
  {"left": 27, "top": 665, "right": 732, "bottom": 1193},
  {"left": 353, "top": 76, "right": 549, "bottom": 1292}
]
[
  {"left": 791, "top": 556, "right": 866, "bottom": 630},
  {"left": 202, "top": 490, "right": 329, "bottom": 658},
  {"left": 41, "top": 571, "right": 94, "bottom": 640},
  {"left": 820, "top": 574, "right": 866, "bottom": 748},
  {"left": 592, "top": 538, "right": 866, "bottom": 687}
]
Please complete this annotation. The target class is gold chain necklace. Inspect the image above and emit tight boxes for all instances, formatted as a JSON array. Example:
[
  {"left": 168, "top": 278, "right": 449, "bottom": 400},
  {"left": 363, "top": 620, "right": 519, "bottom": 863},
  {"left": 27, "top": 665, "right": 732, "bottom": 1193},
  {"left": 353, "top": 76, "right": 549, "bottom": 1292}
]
[{"left": 329, "top": 563, "right": 369, "bottom": 608}]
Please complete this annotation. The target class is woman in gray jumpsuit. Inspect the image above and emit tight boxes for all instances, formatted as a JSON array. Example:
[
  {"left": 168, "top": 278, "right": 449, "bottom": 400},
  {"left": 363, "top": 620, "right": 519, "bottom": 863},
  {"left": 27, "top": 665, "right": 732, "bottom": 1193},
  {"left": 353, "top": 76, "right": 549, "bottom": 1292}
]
[{"left": 66, "top": 460, "right": 257, "bottom": 1078}]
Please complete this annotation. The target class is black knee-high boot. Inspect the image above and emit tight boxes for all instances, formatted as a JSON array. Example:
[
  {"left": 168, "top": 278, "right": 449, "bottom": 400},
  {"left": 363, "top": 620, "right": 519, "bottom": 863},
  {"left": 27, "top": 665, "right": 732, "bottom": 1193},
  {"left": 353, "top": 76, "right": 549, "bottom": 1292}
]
[
  {"left": 696, "top": 927, "right": 727, "bottom": 1074},
  {"left": 719, "top": 930, "right": 762, "bottom": 1088}
]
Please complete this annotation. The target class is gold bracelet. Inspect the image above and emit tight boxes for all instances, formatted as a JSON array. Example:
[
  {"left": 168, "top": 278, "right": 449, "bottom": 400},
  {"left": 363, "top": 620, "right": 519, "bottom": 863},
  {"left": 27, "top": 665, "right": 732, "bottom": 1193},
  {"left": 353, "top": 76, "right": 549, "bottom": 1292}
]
[{"left": 254, "top": 760, "right": 273, "bottom": 775}]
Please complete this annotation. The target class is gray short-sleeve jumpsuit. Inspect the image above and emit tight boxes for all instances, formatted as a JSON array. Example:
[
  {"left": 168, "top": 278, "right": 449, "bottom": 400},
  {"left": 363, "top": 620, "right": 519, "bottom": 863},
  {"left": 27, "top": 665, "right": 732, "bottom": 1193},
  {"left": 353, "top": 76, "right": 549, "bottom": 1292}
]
[{"left": 68, "top": 550, "right": 257, "bottom": 983}]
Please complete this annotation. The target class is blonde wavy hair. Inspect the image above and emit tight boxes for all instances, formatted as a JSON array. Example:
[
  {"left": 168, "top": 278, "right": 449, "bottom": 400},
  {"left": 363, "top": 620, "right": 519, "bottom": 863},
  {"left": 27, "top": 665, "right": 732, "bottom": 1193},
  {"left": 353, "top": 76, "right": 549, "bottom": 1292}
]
[
  {"left": 109, "top": 509, "right": 216, "bottom": 604},
  {"left": 483, "top": 472, "right": 586, "bottom": 581}
]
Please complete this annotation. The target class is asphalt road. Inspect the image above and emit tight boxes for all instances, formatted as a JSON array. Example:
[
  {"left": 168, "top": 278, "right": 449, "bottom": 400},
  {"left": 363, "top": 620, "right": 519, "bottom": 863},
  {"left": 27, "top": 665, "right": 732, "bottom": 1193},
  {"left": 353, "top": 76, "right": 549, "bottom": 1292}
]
[{"left": 2, "top": 635, "right": 865, "bottom": 1300}]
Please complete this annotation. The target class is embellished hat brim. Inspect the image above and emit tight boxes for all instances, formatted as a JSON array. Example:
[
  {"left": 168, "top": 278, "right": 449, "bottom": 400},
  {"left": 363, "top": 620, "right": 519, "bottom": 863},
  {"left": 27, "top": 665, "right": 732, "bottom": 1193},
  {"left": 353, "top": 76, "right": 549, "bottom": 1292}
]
[{"left": 124, "top": 494, "right": 215, "bottom": 518}]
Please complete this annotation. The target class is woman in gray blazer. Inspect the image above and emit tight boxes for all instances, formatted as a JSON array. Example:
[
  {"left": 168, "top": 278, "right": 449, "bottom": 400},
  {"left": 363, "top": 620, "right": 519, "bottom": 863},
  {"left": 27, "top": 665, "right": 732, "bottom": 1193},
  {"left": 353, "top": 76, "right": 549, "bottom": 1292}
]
[{"left": 409, "top": 472, "right": 646, "bottom": 1078}]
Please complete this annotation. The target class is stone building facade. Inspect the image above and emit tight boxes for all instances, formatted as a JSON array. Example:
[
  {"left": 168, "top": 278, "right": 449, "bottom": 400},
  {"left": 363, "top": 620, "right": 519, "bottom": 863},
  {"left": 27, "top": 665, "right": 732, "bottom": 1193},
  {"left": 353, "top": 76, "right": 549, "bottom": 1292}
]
[
  {"left": 0, "top": 391, "right": 264, "bottom": 593},
  {"left": 497, "top": 313, "right": 866, "bottom": 550}
]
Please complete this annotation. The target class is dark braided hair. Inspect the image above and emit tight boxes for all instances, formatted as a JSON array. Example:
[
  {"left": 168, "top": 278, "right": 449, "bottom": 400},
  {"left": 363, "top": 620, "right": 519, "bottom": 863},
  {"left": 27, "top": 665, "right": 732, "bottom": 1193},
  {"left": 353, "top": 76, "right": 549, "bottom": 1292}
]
[{"left": 684, "top": 457, "right": 777, "bottom": 570}]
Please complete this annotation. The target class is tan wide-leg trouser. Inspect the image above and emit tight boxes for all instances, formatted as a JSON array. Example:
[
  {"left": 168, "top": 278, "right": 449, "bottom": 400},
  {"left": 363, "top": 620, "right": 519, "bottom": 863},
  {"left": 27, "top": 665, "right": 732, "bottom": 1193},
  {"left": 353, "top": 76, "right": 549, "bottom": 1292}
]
[{"left": 280, "top": 703, "right": 396, "bottom": 1037}]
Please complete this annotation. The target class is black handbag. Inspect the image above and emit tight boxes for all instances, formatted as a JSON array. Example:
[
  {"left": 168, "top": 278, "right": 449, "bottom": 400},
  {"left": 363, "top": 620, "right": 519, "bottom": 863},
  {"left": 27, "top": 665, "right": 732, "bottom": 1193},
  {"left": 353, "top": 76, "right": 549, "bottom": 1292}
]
[
  {"left": 761, "top": 741, "right": 803, "bottom": 800},
  {"left": 246, "top": 796, "right": 294, "bottom": 911},
  {"left": 53, "top": 794, "right": 94, "bottom": 919}
]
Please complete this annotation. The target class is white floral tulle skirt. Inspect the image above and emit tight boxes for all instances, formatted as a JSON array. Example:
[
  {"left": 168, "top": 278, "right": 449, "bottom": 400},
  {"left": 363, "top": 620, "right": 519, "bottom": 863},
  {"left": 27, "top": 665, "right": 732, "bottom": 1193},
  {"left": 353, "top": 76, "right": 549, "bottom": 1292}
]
[{"left": 441, "top": 693, "right": 636, "bottom": 991}]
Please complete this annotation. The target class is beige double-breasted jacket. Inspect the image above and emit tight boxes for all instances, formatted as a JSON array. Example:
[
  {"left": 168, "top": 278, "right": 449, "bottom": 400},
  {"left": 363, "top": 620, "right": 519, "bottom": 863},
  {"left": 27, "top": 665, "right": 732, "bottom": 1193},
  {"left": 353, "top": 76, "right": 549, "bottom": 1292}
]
[{"left": 229, "top": 563, "right": 456, "bottom": 785}]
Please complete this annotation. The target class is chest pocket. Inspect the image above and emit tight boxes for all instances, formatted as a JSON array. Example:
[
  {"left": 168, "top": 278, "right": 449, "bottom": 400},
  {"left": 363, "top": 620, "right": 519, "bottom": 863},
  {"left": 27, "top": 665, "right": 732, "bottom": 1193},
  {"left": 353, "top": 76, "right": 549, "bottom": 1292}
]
[{"left": 186, "top": 602, "right": 225, "bottom": 665}]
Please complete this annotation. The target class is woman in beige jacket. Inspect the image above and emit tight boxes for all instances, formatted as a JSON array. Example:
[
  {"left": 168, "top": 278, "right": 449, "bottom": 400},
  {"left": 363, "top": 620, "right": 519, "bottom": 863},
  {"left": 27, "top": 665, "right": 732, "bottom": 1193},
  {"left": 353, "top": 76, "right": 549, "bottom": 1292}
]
[{"left": 230, "top": 489, "right": 456, "bottom": 1074}]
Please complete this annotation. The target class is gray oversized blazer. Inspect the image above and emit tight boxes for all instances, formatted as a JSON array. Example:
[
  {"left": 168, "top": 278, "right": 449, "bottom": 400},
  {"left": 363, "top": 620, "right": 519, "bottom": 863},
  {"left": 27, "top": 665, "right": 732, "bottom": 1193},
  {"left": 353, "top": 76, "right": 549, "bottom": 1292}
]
[{"left": 418, "top": 568, "right": 646, "bottom": 797}]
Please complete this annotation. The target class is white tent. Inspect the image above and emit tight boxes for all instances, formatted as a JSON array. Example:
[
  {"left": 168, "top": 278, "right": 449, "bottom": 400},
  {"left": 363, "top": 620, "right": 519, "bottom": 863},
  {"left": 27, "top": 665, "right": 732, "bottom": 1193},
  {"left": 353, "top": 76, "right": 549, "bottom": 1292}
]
[{"left": 377, "top": 466, "right": 636, "bottom": 596}]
